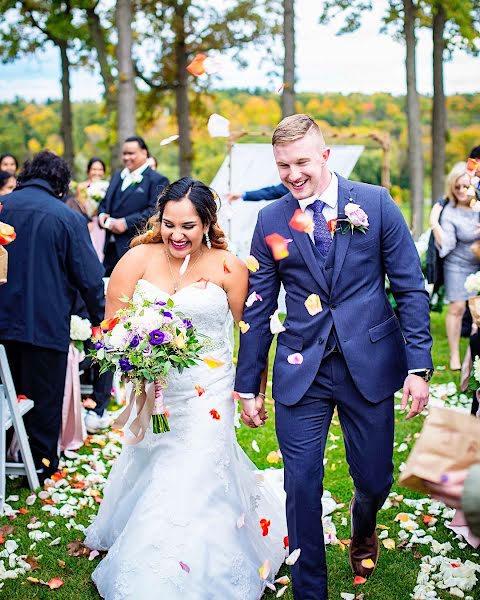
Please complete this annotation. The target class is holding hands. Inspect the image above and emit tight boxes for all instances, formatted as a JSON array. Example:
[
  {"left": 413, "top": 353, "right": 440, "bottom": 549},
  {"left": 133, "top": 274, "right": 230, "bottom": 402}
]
[{"left": 240, "top": 394, "right": 268, "bottom": 428}]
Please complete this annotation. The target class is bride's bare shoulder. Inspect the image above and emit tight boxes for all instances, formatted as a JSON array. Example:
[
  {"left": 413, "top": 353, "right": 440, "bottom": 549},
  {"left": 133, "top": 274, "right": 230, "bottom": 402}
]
[{"left": 112, "top": 243, "right": 160, "bottom": 278}]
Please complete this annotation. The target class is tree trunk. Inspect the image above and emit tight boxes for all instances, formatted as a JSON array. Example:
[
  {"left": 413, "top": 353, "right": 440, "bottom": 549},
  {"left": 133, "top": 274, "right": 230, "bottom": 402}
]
[
  {"left": 404, "top": 0, "right": 424, "bottom": 239},
  {"left": 87, "top": 5, "right": 118, "bottom": 168},
  {"left": 281, "top": 0, "right": 295, "bottom": 118},
  {"left": 174, "top": 2, "right": 193, "bottom": 177},
  {"left": 116, "top": 0, "right": 136, "bottom": 160},
  {"left": 431, "top": 4, "right": 447, "bottom": 204},
  {"left": 59, "top": 40, "right": 74, "bottom": 167}
]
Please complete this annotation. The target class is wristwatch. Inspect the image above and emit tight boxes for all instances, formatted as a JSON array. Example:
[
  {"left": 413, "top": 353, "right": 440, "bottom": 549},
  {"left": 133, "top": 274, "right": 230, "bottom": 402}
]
[{"left": 412, "top": 369, "right": 433, "bottom": 382}]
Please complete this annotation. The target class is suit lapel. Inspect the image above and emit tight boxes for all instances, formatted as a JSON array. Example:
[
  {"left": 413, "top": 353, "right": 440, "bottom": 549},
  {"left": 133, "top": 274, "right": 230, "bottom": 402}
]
[
  {"left": 283, "top": 194, "right": 330, "bottom": 297},
  {"left": 331, "top": 175, "right": 355, "bottom": 292},
  {"left": 116, "top": 167, "right": 151, "bottom": 210}
]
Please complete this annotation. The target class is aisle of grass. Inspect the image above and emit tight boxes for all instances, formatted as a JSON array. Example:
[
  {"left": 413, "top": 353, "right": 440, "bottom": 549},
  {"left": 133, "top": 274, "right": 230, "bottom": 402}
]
[{"left": 2, "top": 311, "right": 479, "bottom": 599}]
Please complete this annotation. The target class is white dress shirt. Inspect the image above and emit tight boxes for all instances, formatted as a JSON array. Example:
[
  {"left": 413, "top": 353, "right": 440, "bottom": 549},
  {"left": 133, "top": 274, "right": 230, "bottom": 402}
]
[
  {"left": 120, "top": 161, "right": 150, "bottom": 192},
  {"left": 298, "top": 171, "right": 338, "bottom": 243}
]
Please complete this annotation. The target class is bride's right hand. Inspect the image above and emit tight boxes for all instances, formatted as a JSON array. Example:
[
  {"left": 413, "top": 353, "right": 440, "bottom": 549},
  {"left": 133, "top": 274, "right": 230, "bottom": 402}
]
[{"left": 240, "top": 395, "right": 268, "bottom": 428}]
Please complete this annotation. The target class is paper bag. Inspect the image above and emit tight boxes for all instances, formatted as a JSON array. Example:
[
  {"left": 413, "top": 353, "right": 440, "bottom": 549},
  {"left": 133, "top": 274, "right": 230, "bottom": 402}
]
[
  {"left": 399, "top": 406, "right": 480, "bottom": 494},
  {"left": 0, "top": 246, "right": 7, "bottom": 285}
]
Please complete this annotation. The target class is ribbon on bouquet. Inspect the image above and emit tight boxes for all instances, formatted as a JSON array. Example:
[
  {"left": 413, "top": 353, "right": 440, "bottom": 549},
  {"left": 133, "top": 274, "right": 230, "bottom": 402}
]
[{"left": 113, "top": 379, "right": 165, "bottom": 444}]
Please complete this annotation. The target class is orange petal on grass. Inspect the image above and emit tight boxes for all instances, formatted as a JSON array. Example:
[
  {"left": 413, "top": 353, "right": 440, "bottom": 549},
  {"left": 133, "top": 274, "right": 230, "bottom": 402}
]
[
  {"left": 186, "top": 53, "right": 207, "bottom": 76},
  {"left": 48, "top": 578, "right": 64, "bottom": 590},
  {"left": 194, "top": 384, "right": 205, "bottom": 396},
  {"left": 245, "top": 255, "right": 260, "bottom": 272},
  {"left": 266, "top": 451, "right": 280, "bottom": 464},
  {"left": 18, "top": 508, "right": 29, "bottom": 514},
  {"left": 289, "top": 208, "right": 314, "bottom": 234},
  {"left": 353, "top": 576, "right": 367, "bottom": 585},
  {"left": 394, "top": 512, "right": 410, "bottom": 523},
  {"left": 202, "top": 355, "right": 225, "bottom": 368},
  {"left": 265, "top": 233, "right": 292, "bottom": 261}
]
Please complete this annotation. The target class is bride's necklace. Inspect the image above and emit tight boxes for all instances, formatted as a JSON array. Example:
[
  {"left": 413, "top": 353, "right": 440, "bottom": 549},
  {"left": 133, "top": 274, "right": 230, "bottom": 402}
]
[{"left": 165, "top": 248, "right": 203, "bottom": 293}]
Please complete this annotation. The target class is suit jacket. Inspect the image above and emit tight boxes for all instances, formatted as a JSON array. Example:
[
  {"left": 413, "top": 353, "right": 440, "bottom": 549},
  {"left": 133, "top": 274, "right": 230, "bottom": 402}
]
[
  {"left": 0, "top": 179, "right": 105, "bottom": 352},
  {"left": 244, "top": 183, "right": 288, "bottom": 202},
  {"left": 235, "top": 174, "right": 433, "bottom": 405},
  {"left": 99, "top": 166, "right": 169, "bottom": 256}
]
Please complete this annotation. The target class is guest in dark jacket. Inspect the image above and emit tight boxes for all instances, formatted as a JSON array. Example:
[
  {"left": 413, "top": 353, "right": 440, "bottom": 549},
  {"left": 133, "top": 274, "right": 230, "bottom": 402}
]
[
  {"left": 0, "top": 150, "right": 105, "bottom": 480},
  {"left": 227, "top": 182, "right": 288, "bottom": 203},
  {"left": 98, "top": 136, "right": 169, "bottom": 275}
]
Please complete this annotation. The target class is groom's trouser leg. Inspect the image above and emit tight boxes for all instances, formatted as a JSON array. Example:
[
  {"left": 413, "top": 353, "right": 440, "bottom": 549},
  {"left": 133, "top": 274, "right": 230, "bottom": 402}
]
[
  {"left": 333, "top": 354, "right": 395, "bottom": 538},
  {"left": 275, "top": 363, "right": 335, "bottom": 600}
]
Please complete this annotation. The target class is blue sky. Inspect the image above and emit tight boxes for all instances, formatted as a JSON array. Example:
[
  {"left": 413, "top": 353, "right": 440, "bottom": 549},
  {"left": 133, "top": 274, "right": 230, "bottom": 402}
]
[{"left": 1, "top": 1, "right": 479, "bottom": 102}]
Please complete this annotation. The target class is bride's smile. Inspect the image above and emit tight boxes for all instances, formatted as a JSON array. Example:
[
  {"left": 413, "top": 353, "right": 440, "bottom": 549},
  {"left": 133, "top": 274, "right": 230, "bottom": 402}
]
[{"left": 161, "top": 197, "right": 208, "bottom": 259}]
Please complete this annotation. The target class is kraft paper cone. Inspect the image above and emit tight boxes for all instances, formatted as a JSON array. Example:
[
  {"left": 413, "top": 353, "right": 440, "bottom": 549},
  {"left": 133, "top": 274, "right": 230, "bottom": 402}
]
[
  {"left": 0, "top": 246, "right": 7, "bottom": 285},
  {"left": 399, "top": 407, "right": 480, "bottom": 494}
]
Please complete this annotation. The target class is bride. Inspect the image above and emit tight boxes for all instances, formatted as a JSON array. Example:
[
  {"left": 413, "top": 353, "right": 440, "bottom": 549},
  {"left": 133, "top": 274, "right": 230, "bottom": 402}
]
[{"left": 85, "top": 177, "right": 288, "bottom": 599}]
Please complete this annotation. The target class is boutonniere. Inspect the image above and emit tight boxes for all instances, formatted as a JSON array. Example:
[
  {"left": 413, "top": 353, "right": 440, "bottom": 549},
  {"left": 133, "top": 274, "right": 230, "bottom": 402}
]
[
  {"left": 130, "top": 173, "right": 143, "bottom": 186},
  {"left": 334, "top": 201, "right": 369, "bottom": 235}
]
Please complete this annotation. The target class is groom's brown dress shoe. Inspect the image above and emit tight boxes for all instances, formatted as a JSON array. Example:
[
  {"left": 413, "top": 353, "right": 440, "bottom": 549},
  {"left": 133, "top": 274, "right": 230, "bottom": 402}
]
[{"left": 349, "top": 499, "right": 380, "bottom": 579}]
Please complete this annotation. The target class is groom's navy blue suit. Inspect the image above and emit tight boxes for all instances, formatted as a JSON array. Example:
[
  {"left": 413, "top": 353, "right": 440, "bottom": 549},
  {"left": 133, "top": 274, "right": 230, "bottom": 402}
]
[{"left": 235, "top": 174, "right": 433, "bottom": 599}]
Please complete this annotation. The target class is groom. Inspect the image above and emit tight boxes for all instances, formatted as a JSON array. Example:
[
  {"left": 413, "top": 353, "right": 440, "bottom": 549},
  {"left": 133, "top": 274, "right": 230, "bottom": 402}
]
[{"left": 235, "top": 114, "right": 433, "bottom": 599}]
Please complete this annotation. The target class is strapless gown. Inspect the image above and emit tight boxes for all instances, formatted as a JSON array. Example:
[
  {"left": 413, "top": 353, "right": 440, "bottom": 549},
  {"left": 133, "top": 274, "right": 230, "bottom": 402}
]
[{"left": 85, "top": 279, "right": 288, "bottom": 599}]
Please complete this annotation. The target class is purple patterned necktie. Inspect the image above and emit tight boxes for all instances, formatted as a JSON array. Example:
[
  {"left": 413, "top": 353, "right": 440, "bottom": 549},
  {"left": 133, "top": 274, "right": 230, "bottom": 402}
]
[{"left": 311, "top": 199, "right": 332, "bottom": 256}]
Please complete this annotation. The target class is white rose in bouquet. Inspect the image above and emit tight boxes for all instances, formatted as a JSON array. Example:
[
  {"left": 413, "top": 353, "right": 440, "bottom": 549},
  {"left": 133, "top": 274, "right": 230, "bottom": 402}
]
[
  {"left": 84, "top": 180, "right": 109, "bottom": 217},
  {"left": 464, "top": 271, "right": 480, "bottom": 294}
]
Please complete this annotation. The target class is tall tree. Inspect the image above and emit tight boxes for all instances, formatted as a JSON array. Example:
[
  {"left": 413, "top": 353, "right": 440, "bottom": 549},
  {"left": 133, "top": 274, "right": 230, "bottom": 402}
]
[
  {"left": 0, "top": 0, "right": 83, "bottom": 166},
  {"left": 116, "top": 0, "right": 136, "bottom": 153},
  {"left": 319, "top": 0, "right": 425, "bottom": 237},
  {"left": 136, "top": 0, "right": 281, "bottom": 177},
  {"left": 281, "top": 0, "right": 295, "bottom": 117}
]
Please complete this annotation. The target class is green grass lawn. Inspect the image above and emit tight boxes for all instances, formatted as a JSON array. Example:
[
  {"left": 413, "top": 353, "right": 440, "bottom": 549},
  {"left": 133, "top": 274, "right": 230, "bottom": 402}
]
[{"left": 2, "top": 310, "right": 479, "bottom": 599}]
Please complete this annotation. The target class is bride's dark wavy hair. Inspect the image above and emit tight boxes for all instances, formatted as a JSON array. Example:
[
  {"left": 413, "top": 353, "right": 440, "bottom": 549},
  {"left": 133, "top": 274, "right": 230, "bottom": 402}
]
[{"left": 131, "top": 177, "right": 227, "bottom": 250}]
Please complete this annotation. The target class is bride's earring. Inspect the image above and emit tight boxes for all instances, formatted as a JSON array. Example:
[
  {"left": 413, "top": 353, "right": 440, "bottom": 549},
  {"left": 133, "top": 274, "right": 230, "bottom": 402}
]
[{"left": 204, "top": 232, "right": 212, "bottom": 249}]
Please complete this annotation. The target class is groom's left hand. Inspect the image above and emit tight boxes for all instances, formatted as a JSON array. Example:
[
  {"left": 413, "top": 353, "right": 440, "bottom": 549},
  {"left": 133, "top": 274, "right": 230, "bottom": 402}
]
[{"left": 401, "top": 374, "right": 429, "bottom": 419}]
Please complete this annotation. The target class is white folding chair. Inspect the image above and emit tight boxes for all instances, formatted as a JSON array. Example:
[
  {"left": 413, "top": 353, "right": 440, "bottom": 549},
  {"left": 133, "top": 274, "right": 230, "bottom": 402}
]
[{"left": 0, "top": 345, "right": 39, "bottom": 514}]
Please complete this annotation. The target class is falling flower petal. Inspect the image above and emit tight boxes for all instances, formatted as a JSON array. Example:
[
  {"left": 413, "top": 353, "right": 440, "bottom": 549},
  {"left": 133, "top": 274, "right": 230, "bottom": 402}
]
[
  {"left": 239, "top": 320, "right": 250, "bottom": 334},
  {"left": 160, "top": 134, "right": 179, "bottom": 146},
  {"left": 265, "top": 233, "right": 292, "bottom": 260},
  {"left": 223, "top": 259, "right": 232, "bottom": 273},
  {"left": 207, "top": 113, "right": 230, "bottom": 138},
  {"left": 179, "top": 561, "right": 190, "bottom": 573},
  {"left": 328, "top": 218, "right": 338, "bottom": 234},
  {"left": 287, "top": 352, "right": 303, "bottom": 365},
  {"left": 245, "top": 291, "right": 263, "bottom": 307},
  {"left": 353, "top": 576, "right": 367, "bottom": 585},
  {"left": 89, "top": 550, "right": 100, "bottom": 561},
  {"left": 202, "top": 356, "right": 225, "bottom": 368},
  {"left": 382, "top": 538, "right": 395, "bottom": 550},
  {"left": 275, "top": 576, "right": 290, "bottom": 585},
  {"left": 361, "top": 558, "right": 375, "bottom": 569},
  {"left": 289, "top": 208, "right": 314, "bottom": 233},
  {"left": 285, "top": 548, "right": 301, "bottom": 565},
  {"left": 304, "top": 294, "right": 323, "bottom": 316},
  {"left": 195, "top": 384, "right": 205, "bottom": 396},
  {"left": 245, "top": 255, "right": 260, "bottom": 272},
  {"left": 283, "top": 535, "right": 289, "bottom": 549},
  {"left": 186, "top": 53, "right": 208, "bottom": 76},
  {"left": 259, "top": 559, "right": 271, "bottom": 580},
  {"left": 209, "top": 409, "right": 221, "bottom": 420},
  {"left": 259, "top": 518, "right": 271, "bottom": 536},
  {"left": 83, "top": 398, "right": 97, "bottom": 410},
  {"left": 42, "top": 458, "right": 50, "bottom": 467},
  {"left": 179, "top": 254, "right": 191, "bottom": 276},
  {"left": 100, "top": 317, "right": 119, "bottom": 332},
  {"left": 251, "top": 440, "right": 260, "bottom": 453},
  {"left": 269, "top": 309, "right": 285, "bottom": 334},
  {"left": 276, "top": 586, "right": 288, "bottom": 598},
  {"left": 236, "top": 513, "right": 245, "bottom": 528}
]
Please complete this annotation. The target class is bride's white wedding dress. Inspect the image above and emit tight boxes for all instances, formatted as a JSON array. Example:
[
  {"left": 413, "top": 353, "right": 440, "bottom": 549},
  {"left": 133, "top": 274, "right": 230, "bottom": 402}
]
[{"left": 85, "top": 279, "right": 288, "bottom": 599}]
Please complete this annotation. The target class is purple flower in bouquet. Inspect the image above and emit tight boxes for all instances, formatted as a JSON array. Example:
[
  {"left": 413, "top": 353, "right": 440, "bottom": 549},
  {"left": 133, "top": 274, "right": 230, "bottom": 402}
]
[
  {"left": 95, "top": 340, "right": 104, "bottom": 350},
  {"left": 119, "top": 358, "right": 134, "bottom": 371},
  {"left": 162, "top": 311, "right": 173, "bottom": 322},
  {"left": 182, "top": 318, "right": 193, "bottom": 330},
  {"left": 156, "top": 300, "right": 167, "bottom": 307},
  {"left": 143, "top": 344, "right": 153, "bottom": 356},
  {"left": 149, "top": 329, "right": 174, "bottom": 345},
  {"left": 130, "top": 334, "right": 140, "bottom": 348}
]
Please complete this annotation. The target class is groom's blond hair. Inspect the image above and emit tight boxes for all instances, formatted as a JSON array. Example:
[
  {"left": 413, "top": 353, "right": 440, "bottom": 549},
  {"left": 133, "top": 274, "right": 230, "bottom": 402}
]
[{"left": 272, "top": 114, "right": 325, "bottom": 146}]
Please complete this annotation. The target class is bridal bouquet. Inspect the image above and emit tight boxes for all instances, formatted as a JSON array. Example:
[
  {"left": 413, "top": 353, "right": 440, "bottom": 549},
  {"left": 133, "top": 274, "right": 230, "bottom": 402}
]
[
  {"left": 91, "top": 295, "right": 203, "bottom": 437},
  {"left": 70, "top": 315, "right": 92, "bottom": 352},
  {"left": 84, "top": 180, "right": 109, "bottom": 218}
]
